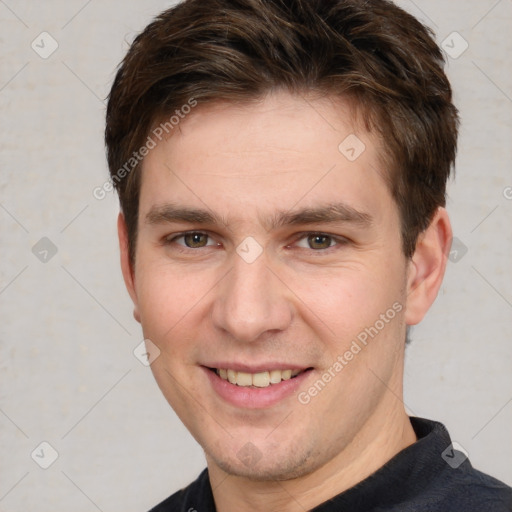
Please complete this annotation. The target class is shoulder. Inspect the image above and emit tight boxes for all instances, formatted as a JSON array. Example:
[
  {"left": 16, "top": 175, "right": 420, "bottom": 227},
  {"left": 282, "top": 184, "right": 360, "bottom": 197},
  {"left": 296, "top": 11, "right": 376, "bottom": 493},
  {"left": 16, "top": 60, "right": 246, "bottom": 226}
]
[
  {"left": 147, "top": 468, "right": 215, "bottom": 512},
  {"left": 429, "top": 462, "right": 512, "bottom": 511},
  {"left": 409, "top": 418, "right": 512, "bottom": 511}
]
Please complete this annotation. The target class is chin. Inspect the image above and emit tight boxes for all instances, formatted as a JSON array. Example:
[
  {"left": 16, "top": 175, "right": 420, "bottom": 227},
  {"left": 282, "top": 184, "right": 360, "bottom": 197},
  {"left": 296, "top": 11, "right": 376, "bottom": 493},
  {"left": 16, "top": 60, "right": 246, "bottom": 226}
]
[{"left": 207, "top": 442, "right": 318, "bottom": 481}]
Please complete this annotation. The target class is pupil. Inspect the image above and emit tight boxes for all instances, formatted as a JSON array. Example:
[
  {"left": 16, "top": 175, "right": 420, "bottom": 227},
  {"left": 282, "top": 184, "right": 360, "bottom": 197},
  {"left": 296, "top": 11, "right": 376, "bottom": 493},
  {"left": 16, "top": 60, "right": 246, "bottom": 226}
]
[
  {"left": 310, "top": 234, "right": 330, "bottom": 249},
  {"left": 186, "top": 233, "right": 206, "bottom": 247}
]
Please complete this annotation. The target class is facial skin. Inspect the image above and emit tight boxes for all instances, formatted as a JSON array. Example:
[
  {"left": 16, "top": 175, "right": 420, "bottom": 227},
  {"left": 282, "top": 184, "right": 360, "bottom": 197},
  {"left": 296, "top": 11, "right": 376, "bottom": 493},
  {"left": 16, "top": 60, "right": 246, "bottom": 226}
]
[{"left": 118, "top": 90, "right": 452, "bottom": 512}]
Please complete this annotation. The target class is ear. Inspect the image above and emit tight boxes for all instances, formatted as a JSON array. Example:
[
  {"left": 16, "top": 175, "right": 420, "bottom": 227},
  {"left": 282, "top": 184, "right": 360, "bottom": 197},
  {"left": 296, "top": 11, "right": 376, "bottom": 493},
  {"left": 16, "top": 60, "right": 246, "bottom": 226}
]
[
  {"left": 117, "top": 212, "right": 141, "bottom": 323},
  {"left": 404, "top": 207, "right": 452, "bottom": 326}
]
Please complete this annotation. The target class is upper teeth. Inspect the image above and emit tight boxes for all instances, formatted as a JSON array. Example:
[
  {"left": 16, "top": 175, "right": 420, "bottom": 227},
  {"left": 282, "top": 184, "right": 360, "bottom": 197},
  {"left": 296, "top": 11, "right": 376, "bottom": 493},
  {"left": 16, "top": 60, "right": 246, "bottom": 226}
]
[{"left": 216, "top": 368, "right": 302, "bottom": 388}]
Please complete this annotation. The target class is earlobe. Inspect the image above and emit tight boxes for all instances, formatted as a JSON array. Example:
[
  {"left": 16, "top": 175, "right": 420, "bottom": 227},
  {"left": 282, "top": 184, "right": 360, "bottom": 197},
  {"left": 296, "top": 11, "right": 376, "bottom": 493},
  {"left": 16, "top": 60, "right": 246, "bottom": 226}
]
[
  {"left": 117, "top": 212, "right": 141, "bottom": 324},
  {"left": 404, "top": 207, "right": 452, "bottom": 326}
]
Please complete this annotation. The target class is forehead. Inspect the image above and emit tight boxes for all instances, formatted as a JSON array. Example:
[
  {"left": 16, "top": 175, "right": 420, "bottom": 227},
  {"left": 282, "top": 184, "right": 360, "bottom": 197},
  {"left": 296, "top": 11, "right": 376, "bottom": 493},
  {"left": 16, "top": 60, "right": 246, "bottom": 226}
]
[
  {"left": 162, "top": 91, "right": 376, "bottom": 164},
  {"left": 139, "top": 90, "right": 394, "bottom": 225}
]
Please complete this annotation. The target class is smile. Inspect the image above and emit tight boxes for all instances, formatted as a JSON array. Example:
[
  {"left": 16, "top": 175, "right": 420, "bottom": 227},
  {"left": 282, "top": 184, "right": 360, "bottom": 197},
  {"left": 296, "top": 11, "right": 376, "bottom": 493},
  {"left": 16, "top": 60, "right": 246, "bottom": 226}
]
[
  {"left": 214, "top": 368, "right": 304, "bottom": 388},
  {"left": 203, "top": 366, "right": 313, "bottom": 409}
]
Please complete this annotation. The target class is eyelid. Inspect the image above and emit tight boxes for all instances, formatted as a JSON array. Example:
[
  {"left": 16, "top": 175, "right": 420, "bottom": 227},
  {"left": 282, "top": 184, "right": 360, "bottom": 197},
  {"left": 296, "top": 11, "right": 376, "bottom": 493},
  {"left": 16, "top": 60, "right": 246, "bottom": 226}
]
[
  {"left": 291, "top": 231, "right": 349, "bottom": 250},
  {"left": 162, "top": 230, "right": 348, "bottom": 250},
  {"left": 164, "top": 230, "right": 219, "bottom": 247}
]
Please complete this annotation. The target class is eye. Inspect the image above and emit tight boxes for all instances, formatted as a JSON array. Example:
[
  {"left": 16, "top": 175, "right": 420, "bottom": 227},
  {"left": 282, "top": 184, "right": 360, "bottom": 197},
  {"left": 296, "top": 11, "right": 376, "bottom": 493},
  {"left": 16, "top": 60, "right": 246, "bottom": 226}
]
[
  {"left": 166, "top": 231, "right": 218, "bottom": 249},
  {"left": 294, "top": 233, "right": 346, "bottom": 251}
]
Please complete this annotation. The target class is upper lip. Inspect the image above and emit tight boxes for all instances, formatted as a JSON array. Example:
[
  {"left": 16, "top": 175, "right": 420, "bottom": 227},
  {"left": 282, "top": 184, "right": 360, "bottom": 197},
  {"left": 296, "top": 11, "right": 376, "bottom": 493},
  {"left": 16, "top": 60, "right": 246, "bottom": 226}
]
[{"left": 203, "top": 363, "right": 311, "bottom": 373}]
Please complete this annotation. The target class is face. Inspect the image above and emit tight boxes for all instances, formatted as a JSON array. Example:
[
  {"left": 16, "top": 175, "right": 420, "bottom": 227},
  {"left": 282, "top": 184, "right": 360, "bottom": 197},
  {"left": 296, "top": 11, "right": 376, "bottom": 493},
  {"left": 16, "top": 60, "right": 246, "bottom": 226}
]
[{"left": 122, "top": 91, "right": 415, "bottom": 480}]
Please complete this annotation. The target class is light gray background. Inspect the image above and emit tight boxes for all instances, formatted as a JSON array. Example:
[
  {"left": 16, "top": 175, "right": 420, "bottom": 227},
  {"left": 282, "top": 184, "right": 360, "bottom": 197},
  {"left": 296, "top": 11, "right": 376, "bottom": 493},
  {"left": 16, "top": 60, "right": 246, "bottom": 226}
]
[{"left": 1, "top": 1, "right": 511, "bottom": 511}]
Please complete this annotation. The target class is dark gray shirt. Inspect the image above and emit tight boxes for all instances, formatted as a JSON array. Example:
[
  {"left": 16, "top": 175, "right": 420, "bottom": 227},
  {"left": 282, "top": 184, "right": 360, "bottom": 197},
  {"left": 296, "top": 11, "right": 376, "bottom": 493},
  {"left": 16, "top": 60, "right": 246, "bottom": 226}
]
[{"left": 149, "top": 417, "right": 512, "bottom": 511}]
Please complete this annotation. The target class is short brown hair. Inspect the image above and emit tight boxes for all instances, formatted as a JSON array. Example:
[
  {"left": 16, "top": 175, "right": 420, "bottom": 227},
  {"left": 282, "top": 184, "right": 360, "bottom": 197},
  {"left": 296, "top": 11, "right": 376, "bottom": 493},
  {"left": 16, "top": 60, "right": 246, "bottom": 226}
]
[{"left": 105, "top": 0, "right": 459, "bottom": 264}]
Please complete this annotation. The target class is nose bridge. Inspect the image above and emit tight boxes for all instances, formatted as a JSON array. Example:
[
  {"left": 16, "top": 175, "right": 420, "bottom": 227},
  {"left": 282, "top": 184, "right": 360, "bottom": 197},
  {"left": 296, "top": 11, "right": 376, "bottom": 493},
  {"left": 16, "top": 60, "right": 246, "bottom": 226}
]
[{"left": 211, "top": 250, "right": 292, "bottom": 343}]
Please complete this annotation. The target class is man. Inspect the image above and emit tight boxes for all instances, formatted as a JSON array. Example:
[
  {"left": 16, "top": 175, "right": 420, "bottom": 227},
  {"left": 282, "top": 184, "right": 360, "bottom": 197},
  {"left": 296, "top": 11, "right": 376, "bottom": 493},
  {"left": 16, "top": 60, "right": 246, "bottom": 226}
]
[{"left": 105, "top": 0, "right": 512, "bottom": 510}]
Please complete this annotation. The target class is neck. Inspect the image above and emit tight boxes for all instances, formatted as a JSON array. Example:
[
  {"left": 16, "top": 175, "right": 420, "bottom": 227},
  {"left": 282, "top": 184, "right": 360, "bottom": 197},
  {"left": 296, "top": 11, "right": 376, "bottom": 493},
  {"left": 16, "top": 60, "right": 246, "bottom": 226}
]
[{"left": 207, "top": 401, "right": 417, "bottom": 512}]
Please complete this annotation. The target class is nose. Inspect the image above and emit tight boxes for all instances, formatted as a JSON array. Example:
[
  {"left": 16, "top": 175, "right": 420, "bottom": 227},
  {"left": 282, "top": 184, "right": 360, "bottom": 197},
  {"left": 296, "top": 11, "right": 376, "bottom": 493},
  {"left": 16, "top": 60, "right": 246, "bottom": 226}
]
[{"left": 211, "top": 251, "right": 293, "bottom": 343}]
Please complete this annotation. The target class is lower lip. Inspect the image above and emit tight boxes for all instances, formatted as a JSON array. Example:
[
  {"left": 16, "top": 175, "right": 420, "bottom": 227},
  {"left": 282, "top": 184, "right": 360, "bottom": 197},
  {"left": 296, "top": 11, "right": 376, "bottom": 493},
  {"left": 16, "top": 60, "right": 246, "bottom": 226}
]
[{"left": 202, "top": 367, "right": 313, "bottom": 409}]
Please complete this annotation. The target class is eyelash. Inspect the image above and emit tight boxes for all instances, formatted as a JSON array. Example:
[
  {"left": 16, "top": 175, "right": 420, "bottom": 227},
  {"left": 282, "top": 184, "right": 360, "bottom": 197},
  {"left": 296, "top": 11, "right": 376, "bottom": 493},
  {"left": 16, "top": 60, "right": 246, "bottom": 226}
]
[{"left": 163, "top": 231, "right": 349, "bottom": 253}]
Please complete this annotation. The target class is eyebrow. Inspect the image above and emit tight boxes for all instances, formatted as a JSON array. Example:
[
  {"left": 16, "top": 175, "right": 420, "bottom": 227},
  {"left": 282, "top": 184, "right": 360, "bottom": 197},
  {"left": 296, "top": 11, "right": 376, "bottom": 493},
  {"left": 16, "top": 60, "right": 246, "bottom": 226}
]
[{"left": 145, "top": 201, "right": 373, "bottom": 231}]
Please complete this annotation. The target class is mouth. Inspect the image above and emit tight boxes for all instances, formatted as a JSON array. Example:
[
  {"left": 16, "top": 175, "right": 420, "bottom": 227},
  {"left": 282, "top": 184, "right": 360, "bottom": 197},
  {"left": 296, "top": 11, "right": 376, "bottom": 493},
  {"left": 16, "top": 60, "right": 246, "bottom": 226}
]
[
  {"left": 209, "top": 367, "right": 307, "bottom": 388},
  {"left": 203, "top": 365, "right": 314, "bottom": 409}
]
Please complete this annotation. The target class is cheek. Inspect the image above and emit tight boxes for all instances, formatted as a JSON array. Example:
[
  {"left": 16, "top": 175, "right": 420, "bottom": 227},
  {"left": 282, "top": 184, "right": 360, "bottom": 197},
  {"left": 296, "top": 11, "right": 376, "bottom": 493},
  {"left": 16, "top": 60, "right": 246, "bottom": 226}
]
[
  {"left": 135, "top": 263, "right": 210, "bottom": 347},
  {"left": 290, "top": 263, "right": 403, "bottom": 346}
]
